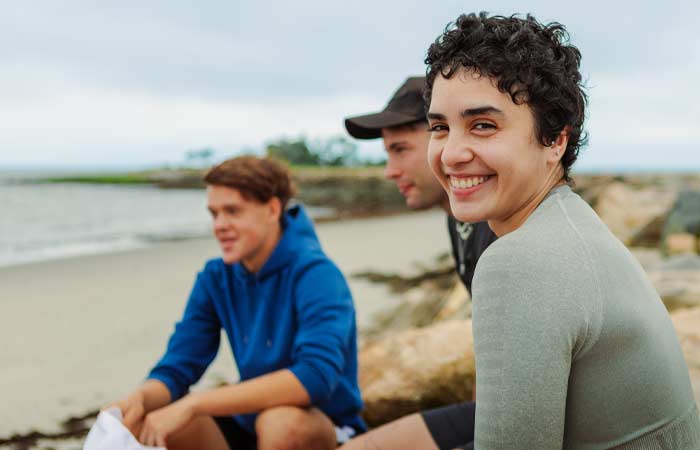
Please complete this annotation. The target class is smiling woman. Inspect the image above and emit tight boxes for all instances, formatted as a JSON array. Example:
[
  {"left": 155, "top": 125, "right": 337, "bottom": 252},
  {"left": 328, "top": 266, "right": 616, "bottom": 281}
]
[
  {"left": 421, "top": 12, "right": 698, "bottom": 450},
  {"left": 427, "top": 72, "right": 569, "bottom": 236}
]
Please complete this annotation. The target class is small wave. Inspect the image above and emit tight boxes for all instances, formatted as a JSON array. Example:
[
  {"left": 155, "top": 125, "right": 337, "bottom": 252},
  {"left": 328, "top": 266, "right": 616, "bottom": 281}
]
[{"left": 0, "top": 237, "right": 148, "bottom": 268}]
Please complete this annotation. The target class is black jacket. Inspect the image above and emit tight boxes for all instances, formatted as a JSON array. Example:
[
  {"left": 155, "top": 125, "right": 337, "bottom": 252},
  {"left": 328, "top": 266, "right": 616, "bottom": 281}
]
[{"left": 447, "top": 217, "right": 498, "bottom": 295}]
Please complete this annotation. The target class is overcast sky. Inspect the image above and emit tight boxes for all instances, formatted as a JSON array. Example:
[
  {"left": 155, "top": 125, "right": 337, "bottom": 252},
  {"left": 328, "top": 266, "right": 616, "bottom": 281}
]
[{"left": 1, "top": 1, "right": 698, "bottom": 170}]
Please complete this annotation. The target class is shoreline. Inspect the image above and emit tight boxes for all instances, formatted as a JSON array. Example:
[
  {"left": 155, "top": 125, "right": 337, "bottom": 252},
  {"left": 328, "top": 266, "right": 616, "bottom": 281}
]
[
  {"left": 0, "top": 208, "right": 450, "bottom": 440},
  {"left": 0, "top": 208, "right": 411, "bottom": 271}
]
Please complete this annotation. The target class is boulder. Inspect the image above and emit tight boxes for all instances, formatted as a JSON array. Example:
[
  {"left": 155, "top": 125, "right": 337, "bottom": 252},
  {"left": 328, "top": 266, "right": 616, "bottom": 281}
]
[
  {"left": 434, "top": 281, "right": 470, "bottom": 321},
  {"left": 629, "top": 214, "right": 667, "bottom": 248},
  {"left": 647, "top": 254, "right": 700, "bottom": 310},
  {"left": 665, "top": 233, "right": 698, "bottom": 255},
  {"left": 571, "top": 174, "right": 616, "bottom": 206},
  {"left": 670, "top": 307, "right": 700, "bottom": 407},
  {"left": 594, "top": 182, "right": 677, "bottom": 246},
  {"left": 359, "top": 320, "right": 474, "bottom": 427},
  {"left": 647, "top": 269, "right": 700, "bottom": 311},
  {"left": 629, "top": 247, "right": 664, "bottom": 271},
  {"left": 659, "top": 254, "right": 700, "bottom": 271},
  {"left": 663, "top": 190, "right": 700, "bottom": 238},
  {"left": 359, "top": 268, "right": 464, "bottom": 340},
  {"left": 357, "top": 307, "right": 700, "bottom": 429}
]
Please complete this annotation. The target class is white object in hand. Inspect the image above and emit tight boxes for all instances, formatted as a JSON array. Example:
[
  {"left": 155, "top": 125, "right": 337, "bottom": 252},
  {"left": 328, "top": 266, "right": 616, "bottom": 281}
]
[{"left": 83, "top": 407, "right": 164, "bottom": 450}]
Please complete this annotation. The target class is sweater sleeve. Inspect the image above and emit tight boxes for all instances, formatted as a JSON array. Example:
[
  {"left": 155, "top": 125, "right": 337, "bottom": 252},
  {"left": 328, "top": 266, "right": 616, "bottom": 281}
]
[
  {"left": 471, "top": 242, "right": 590, "bottom": 450},
  {"left": 288, "top": 260, "right": 354, "bottom": 404},
  {"left": 147, "top": 268, "right": 221, "bottom": 401}
]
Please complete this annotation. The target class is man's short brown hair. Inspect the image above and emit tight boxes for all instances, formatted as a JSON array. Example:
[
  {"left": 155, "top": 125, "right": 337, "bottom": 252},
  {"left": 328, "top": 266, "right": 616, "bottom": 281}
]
[{"left": 204, "top": 156, "right": 295, "bottom": 210}]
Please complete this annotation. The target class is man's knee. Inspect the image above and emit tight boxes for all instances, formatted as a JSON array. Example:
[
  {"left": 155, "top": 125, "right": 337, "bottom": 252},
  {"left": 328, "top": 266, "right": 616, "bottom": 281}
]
[
  {"left": 166, "top": 416, "right": 229, "bottom": 450},
  {"left": 255, "top": 406, "right": 335, "bottom": 450}
]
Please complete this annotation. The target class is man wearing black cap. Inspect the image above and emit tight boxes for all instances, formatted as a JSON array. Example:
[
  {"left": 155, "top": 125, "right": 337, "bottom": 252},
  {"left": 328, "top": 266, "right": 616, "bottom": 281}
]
[
  {"left": 340, "top": 77, "right": 496, "bottom": 450},
  {"left": 345, "top": 76, "right": 497, "bottom": 295}
]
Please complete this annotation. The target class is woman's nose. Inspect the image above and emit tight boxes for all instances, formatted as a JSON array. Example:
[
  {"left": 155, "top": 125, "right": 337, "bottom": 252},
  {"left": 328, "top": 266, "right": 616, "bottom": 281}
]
[{"left": 441, "top": 133, "right": 475, "bottom": 168}]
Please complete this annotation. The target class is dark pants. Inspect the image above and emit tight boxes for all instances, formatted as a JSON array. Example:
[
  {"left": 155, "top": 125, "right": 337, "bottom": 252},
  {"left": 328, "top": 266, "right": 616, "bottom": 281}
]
[
  {"left": 421, "top": 402, "right": 475, "bottom": 450},
  {"left": 214, "top": 416, "right": 258, "bottom": 450}
]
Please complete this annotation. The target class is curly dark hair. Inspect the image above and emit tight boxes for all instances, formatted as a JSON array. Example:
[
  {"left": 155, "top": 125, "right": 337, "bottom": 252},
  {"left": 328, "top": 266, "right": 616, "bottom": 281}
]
[{"left": 425, "top": 12, "right": 588, "bottom": 181}]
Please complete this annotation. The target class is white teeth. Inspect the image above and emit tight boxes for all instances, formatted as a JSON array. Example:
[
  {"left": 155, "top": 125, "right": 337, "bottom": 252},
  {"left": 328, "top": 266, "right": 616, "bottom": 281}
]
[{"left": 450, "top": 176, "right": 489, "bottom": 189}]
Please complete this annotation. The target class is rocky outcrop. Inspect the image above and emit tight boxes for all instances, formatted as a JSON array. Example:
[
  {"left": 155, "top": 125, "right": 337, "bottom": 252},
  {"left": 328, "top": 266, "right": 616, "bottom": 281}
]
[
  {"left": 665, "top": 233, "right": 699, "bottom": 255},
  {"left": 358, "top": 306, "right": 700, "bottom": 427},
  {"left": 359, "top": 320, "right": 474, "bottom": 427},
  {"left": 594, "top": 182, "right": 677, "bottom": 246},
  {"left": 670, "top": 307, "right": 700, "bottom": 406},
  {"left": 663, "top": 191, "right": 700, "bottom": 238},
  {"left": 356, "top": 258, "right": 466, "bottom": 340},
  {"left": 647, "top": 254, "right": 700, "bottom": 310},
  {"left": 355, "top": 178, "right": 700, "bottom": 428}
]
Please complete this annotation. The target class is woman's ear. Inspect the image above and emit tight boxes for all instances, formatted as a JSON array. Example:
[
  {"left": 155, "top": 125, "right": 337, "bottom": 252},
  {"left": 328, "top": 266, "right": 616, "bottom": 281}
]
[{"left": 548, "top": 128, "right": 569, "bottom": 163}]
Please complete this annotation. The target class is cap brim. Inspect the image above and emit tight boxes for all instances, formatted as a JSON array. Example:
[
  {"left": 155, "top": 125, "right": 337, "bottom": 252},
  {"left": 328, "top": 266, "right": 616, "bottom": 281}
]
[{"left": 344, "top": 111, "right": 423, "bottom": 140}]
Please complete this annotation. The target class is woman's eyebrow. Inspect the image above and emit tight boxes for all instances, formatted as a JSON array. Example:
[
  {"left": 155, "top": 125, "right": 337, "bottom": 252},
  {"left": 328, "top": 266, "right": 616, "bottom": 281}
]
[
  {"left": 427, "top": 106, "right": 504, "bottom": 120},
  {"left": 461, "top": 106, "right": 504, "bottom": 118}
]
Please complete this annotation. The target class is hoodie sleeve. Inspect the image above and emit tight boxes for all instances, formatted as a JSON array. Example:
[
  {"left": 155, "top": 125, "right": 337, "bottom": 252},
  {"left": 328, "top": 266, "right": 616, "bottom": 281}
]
[
  {"left": 288, "top": 260, "right": 355, "bottom": 404},
  {"left": 147, "top": 268, "right": 222, "bottom": 401}
]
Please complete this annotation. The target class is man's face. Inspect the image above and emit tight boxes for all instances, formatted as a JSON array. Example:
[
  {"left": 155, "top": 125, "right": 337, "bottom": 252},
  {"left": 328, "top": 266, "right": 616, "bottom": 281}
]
[
  {"left": 427, "top": 70, "right": 561, "bottom": 229},
  {"left": 382, "top": 124, "right": 446, "bottom": 210},
  {"left": 207, "top": 185, "right": 279, "bottom": 267}
]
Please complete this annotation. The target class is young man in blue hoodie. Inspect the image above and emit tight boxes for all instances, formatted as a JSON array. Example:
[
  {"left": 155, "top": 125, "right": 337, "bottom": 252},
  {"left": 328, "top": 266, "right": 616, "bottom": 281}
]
[{"left": 111, "top": 156, "right": 365, "bottom": 450}]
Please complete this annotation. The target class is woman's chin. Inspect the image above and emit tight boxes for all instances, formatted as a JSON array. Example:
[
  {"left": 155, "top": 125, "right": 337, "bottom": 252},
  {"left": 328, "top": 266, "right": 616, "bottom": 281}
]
[{"left": 449, "top": 201, "right": 487, "bottom": 224}]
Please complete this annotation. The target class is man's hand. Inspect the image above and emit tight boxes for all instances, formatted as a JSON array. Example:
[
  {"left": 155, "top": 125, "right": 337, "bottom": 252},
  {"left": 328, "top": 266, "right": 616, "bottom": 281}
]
[
  {"left": 108, "top": 380, "right": 172, "bottom": 438},
  {"left": 111, "top": 390, "right": 147, "bottom": 436},
  {"left": 138, "top": 397, "right": 196, "bottom": 447}
]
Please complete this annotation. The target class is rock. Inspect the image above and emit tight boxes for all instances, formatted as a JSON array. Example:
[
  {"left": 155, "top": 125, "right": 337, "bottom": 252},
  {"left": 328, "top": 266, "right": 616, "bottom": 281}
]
[
  {"left": 362, "top": 286, "right": 450, "bottom": 340},
  {"left": 572, "top": 175, "right": 616, "bottom": 206},
  {"left": 629, "top": 214, "right": 666, "bottom": 247},
  {"left": 357, "top": 306, "right": 700, "bottom": 429},
  {"left": 665, "top": 233, "right": 699, "bottom": 255},
  {"left": 359, "top": 320, "right": 474, "bottom": 427},
  {"left": 434, "top": 281, "right": 470, "bottom": 321},
  {"left": 358, "top": 265, "right": 463, "bottom": 340},
  {"left": 670, "top": 307, "right": 700, "bottom": 407},
  {"left": 647, "top": 255, "right": 700, "bottom": 310},
  {"left": 630, "top": 247, "right": 665, "bottom": 271},
  {"left": 663, "top": 190, "right": 700, "bottom": 238},
  {"left": 647, "top": 269, "right": 700, "bottom": 310},
  {"left": 659, "top": 254, "right": 700, "bottom": 271},
  {"left": 594, "top": 182, "right": 677, "bottom": 246}
]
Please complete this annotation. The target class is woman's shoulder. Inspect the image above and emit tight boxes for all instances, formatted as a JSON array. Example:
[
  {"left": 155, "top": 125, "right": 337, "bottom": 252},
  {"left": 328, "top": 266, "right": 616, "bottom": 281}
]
[{"left": 474, "top": 188, "right": 603, "bottom": 310}]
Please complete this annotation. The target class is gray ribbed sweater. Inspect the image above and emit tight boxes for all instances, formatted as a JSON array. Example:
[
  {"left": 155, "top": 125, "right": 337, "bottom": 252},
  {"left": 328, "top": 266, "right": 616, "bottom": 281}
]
[{"left": 471, "top": 185, "right": 700, "bottom": 450}]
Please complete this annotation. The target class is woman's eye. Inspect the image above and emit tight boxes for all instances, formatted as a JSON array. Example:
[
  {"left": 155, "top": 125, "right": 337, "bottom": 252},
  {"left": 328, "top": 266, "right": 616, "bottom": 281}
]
[{"left": 474, "top": 122, "right": 496, "bottom": 130}]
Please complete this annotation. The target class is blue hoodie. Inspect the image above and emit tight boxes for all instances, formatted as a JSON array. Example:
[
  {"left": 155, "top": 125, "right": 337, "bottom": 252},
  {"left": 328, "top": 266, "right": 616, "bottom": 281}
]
[{"left": 147, "top": 205, "right": 366, "bottom": 434}]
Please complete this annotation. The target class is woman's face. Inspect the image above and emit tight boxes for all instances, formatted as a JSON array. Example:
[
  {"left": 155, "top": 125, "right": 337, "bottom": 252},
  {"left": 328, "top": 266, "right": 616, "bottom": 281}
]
[{"left": 427, "top": 70, "right": 565, "bottom": 235}]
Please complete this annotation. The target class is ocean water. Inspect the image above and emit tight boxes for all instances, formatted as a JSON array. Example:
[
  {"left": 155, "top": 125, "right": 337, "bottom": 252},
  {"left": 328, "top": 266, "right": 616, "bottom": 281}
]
[{"left": 0, "top": 171, "right": 331, "bottom": 268}]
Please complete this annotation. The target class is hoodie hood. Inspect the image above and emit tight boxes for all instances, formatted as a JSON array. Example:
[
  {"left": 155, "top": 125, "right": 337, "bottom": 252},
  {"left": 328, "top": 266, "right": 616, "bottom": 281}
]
[{"left": 233, "top": 204, "right": 322, "bottom": 281}]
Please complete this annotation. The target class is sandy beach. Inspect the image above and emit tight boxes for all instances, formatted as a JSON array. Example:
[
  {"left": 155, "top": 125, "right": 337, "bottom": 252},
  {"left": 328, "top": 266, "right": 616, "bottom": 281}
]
[{"left": 0, "top": 209, "right": 450, "bottom": 438}]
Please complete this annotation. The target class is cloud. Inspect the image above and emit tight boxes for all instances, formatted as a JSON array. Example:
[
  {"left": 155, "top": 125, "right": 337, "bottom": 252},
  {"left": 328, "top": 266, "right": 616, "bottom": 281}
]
[
  {"left": 2, "top": 0, "right": 699, "bottom": 169},
  {"left": 587, "top": 66, "right": 700, "bottom": 147},
  {"left": 0, "top": 85, "right": 383, "bottom": 166}
]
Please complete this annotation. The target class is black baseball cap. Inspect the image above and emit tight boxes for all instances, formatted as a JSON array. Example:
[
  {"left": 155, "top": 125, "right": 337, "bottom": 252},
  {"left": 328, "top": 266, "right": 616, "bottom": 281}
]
[{"left": 344, "top": 76, "right": 427, "bottom": 140}]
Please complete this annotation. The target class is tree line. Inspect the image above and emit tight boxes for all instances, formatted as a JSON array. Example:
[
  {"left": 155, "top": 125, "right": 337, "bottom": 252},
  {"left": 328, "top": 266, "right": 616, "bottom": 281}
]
[{"left": 185, "top": 135, "right": 384, "bottom": 168}]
